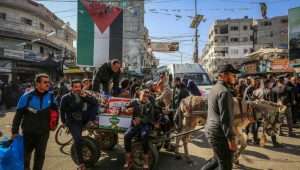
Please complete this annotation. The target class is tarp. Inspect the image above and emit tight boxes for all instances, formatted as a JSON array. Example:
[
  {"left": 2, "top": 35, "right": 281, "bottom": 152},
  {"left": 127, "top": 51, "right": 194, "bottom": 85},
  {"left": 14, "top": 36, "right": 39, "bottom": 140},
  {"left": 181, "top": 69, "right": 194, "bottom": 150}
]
[{"left": 0, "top": 135, "right": 24, "bottom": 170}]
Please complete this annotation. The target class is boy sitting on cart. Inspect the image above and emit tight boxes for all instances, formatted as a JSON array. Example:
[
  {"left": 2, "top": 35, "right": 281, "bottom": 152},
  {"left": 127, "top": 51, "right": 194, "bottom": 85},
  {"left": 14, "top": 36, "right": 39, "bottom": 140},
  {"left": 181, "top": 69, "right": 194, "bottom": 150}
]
[{"left": 123, "top": 89, "right": 160, "bottom": 170}]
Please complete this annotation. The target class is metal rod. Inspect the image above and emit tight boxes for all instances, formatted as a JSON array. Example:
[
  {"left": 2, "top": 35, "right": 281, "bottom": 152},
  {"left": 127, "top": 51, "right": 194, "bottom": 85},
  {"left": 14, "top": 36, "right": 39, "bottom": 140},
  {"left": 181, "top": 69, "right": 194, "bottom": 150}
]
[{"left": 170, "top": 126, "right": 204, "bottom": 139}]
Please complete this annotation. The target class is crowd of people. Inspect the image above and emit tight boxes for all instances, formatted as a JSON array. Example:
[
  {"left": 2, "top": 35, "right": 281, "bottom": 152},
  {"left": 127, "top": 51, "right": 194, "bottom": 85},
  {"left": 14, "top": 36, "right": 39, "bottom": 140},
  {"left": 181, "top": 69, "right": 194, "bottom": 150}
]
[
  {"left": 237, "top": 73, "right": 300, "bottom": 141},
  {"left": 1, "top": 59, "right": 300, "bottom": 170}
]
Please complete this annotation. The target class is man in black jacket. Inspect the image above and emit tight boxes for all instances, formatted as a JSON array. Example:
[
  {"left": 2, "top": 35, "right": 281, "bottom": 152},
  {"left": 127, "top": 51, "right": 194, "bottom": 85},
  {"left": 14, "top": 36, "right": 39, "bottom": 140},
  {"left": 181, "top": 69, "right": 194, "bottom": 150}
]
[
  {"left": 60, "top": 79, "right": 98, "bottom": 170},
  {"left": 202, "top": 64, "right": 239, "bottom": 170},
  {"left": 92, "top": 59, "right": 121, "bottom": 95},
  {"left": 11, "top": 73, "right": 58, "bottom": 170}
]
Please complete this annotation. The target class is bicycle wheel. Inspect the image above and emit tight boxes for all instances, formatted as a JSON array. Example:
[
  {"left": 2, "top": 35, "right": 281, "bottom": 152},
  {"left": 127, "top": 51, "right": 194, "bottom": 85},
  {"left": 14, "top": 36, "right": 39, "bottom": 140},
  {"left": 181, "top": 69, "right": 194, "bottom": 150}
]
[{"left": 55, "top": 124, "right": 73, "bottom": 146}]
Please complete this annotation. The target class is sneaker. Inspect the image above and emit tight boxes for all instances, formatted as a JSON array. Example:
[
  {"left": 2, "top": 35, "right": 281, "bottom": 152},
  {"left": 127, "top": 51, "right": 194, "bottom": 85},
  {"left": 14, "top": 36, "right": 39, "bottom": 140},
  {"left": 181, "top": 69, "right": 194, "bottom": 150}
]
[
  {"left": 273, "top": 143, "right": 283, "bottom": 148},
  {"left": 77, "top": 164, "right": 86, "bottom": 170}
]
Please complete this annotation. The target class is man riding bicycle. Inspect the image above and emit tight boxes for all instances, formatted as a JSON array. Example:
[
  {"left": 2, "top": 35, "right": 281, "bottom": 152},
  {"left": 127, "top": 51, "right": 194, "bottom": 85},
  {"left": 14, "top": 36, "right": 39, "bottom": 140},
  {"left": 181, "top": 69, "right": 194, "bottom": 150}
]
[{"left": 60, "top": 79, "right": 98, "bottom": 170}]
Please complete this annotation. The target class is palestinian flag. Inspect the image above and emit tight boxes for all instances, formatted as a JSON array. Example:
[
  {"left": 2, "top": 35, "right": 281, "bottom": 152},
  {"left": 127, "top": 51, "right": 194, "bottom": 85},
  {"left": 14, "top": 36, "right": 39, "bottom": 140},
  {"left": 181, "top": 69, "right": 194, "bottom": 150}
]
[{"left": 77, "top": 0, "right": 123, "bottom": 67}]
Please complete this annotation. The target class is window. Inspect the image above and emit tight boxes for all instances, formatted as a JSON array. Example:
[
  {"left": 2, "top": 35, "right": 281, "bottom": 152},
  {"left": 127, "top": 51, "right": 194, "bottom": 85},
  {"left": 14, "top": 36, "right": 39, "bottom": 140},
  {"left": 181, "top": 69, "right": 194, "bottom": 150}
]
[
  {"left": 230, "top": 37, "right": 239, "bottom": 42},
  {"left": 40, "top": 23, "right": 44, "bottom": 30},
  {"left": 181, "top": 73, "right": 212, "bottom": 86},
  {"left": 0, "top": 13, "right": 6, "bottom": 20},
  {"left": 250, "top": 48, "right": 254, "bottom": 53},
  {"left": 231, "top": 49, "right": 239, "bottom": 55},
  {"left": 24, "top": 44, "right": 32, "bottom": 50},
  {"left": 262, "top": 21, "right": 272, "bottom": 26},
  {"left": 243, "top": 25, "right": 248, "bottom": 30},
  {"left": 65, "top": 33, "right": 69, "bottom": 41},
  {"left": 230, "top": 26, "right": 239, "bottom": 31},
  {"left": 21, "top": 17, "right": 32, "bottom": 26},
  {"left": 281, "top": 19, "right": 288, "bottom": 23},
  {"left": 214, "top": 29, "right": 218, "bottom": 34},
  {"left": 250, "top": 35, "right": 254, "bottom": 41},
  {"left": 242, "top": 37, "right": 248, "bottom": 42},
  {"left": 220, "top": 25, "right": 228, "bottom": 34},
  {"left": 40, "top": 46, "right": 44, "bottom": 54},
  {"left": 244, "top": 49, "right": 248, "bottom": 54}
]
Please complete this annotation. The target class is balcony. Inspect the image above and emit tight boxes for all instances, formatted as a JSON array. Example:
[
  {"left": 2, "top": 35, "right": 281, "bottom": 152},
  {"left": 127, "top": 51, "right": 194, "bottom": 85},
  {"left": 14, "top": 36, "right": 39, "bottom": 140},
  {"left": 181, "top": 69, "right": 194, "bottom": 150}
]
[
  {"left": 0, "top": 18, "right": 75, "bottom": 52},
  {"left": 0, "top": 47, "right": 46, "bottom": 62}
]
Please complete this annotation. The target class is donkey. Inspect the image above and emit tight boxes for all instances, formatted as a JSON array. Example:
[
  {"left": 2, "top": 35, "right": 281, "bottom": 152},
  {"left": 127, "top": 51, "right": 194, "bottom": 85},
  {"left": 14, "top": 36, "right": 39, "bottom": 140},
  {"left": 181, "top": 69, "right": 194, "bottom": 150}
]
[{"left": 174, "top": 96, "right": 255, "bottom": 164}]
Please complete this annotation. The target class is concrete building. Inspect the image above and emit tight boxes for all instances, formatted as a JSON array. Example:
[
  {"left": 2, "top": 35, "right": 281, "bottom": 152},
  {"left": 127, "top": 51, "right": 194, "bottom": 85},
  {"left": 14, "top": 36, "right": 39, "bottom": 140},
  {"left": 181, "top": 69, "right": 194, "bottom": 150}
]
[
  {"left": 143, "top": 27, "right": 159, "bottom": 69},
  {"left": 104, "top": 0, "right": 145, "bottom": 73},
  {"left": 0, "top": 0, "right": 76, "bottom": 82},
  {"left": 122, "top": 0, "right": 145, "bottom": 73},
  {"left": 255, "top": 16, "right": 288, "bottom": 50},
  {"left": 200, "top": 17, "right": 256, "bottom": 74},
  {"left": 200, "top": 15, "right": 289, "bottom": 75}
]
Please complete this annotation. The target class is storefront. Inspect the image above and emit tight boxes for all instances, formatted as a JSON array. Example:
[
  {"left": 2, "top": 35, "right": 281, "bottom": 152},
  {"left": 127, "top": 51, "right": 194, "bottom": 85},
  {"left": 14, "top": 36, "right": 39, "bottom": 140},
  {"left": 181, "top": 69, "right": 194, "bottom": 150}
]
[
  {"left": 63, "top": 67, "right": 93, "bottom": 80},
  {"left": 0, "top": 56, "right": 61, "bottom": 83}
]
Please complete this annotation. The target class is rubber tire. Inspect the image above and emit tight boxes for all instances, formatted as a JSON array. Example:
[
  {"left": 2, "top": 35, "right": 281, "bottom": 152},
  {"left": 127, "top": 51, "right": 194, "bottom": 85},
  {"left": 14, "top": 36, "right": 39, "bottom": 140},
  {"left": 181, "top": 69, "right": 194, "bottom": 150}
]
[
  {"left": 70, "top": 136, "right": 101, "bottom": 168},
  {"left": 94, "top": 130, "right": 118, "bottom": 150},
  {"left": 132, "top": 141, "right": 159, "bottom": 170},
  {"left": 55, "top": 124, "right": 72, "bottom": 146}
]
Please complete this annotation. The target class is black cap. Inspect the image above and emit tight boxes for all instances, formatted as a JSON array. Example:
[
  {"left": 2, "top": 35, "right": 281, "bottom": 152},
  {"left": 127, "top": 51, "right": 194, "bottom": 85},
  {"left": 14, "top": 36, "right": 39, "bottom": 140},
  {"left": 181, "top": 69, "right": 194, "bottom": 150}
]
[{"left": 217, "top": 64, "right": 240, "bottom": 74}]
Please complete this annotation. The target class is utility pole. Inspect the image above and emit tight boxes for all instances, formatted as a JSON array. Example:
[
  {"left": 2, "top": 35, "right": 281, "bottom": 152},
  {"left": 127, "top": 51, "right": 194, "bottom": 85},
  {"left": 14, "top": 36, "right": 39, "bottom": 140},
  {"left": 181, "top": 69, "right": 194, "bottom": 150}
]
[{"left": 192, "top": 0, "right": 199, "bottom": 63}]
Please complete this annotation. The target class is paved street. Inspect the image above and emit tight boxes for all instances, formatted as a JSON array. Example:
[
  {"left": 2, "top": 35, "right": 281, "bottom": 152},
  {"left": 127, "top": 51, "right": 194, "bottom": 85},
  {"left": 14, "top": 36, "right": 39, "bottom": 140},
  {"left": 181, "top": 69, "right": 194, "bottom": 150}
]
[{"left": 1, "top": 111, "right": 300, "bottom": 170}]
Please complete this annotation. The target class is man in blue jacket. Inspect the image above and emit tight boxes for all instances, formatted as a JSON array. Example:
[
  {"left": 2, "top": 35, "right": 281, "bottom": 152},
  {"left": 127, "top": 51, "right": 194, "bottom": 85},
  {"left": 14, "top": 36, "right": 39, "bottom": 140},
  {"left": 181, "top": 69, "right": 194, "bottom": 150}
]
[{"left": 11, "top": 73, "right": 57, "bottom": 170}]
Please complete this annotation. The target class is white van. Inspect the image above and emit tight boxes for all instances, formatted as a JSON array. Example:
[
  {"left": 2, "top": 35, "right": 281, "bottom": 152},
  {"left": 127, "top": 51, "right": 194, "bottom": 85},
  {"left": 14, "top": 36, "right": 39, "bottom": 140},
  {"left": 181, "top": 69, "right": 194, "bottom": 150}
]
[{"left": 156, "top": 64, "right": 213, "bottom": 96}]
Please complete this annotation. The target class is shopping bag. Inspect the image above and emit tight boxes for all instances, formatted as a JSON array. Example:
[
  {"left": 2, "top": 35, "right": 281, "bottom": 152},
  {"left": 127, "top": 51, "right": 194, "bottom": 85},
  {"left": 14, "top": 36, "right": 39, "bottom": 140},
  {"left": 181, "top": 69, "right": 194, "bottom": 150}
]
[{"left": 0, "top": 135, "right": 24, "bottom": 170}]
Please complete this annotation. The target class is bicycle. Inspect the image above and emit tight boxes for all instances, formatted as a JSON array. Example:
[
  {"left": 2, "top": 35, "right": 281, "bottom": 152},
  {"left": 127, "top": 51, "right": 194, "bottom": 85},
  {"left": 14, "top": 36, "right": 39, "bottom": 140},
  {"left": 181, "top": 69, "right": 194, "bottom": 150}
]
[{"left": 55, "top": 124, "right": 73, "bottom": 146}]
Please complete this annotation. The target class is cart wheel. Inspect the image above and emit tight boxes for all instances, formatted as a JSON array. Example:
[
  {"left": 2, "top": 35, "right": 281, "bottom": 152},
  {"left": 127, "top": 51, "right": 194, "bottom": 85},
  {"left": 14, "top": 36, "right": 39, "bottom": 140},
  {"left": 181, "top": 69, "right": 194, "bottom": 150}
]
[
  {"left": 95, "top": 130, "right": 118, "bottom": 150},
  {"left": 132, "top": 141, "right": 159, "bottom": 170},
  {"left": 55, "top": 124, "right": 72, "bottom": 146},
  {"left": 71, "top": 136, "right": 101, "bottom": 168}
]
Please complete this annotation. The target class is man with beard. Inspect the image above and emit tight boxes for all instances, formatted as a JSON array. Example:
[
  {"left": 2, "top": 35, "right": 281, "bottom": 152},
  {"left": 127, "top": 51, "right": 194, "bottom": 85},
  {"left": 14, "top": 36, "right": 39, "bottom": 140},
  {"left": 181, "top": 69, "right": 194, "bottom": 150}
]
[
  {"left": 202, "top": 64, "right": 239, "bottom": 170},
  {"left": 92, "top": 59, "right": 122, "bottom": 96},
  {"left": 60, "top": 79, "right": 98, "bottom": 170}
]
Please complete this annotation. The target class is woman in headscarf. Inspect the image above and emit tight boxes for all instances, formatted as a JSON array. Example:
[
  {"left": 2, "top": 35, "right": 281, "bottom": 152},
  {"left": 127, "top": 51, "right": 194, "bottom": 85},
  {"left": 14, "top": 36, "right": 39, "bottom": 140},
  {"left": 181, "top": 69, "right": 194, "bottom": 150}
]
[{"left": 187, "top": 79, "right": 201, "bottom": 96}]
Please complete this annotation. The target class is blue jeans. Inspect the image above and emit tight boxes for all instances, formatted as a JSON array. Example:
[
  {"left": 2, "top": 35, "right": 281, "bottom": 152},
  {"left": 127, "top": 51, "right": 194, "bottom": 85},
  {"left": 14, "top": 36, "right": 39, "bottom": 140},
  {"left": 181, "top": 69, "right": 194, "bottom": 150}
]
[{"left": 67, "top": 122, "right": 83, "bottom": 164}]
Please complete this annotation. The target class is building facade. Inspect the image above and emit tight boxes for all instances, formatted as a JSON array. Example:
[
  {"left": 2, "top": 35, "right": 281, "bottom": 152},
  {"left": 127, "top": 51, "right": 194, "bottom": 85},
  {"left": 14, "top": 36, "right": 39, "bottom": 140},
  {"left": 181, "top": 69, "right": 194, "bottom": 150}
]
[
  {"left": 201, "top": 17, "right": 255, "bottom": 74},
  {"left": 255, "top": 16, "right": 288, "bottom": 50},
  {"left": 200, "top": 15, "right": 289, "bottom": 75},
  {"left": 0, "top": 0, "right": 76, "bottom": 82}
]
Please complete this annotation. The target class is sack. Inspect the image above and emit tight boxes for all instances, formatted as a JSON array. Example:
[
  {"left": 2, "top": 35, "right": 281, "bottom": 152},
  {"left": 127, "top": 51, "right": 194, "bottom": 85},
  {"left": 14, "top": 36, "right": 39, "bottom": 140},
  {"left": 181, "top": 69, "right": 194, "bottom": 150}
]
[
  {"left": 49, "top": 109, "right": 59, "bottom": 131},
  {"left": 0, "top": 135, "right": 24, "bottom": 170}
]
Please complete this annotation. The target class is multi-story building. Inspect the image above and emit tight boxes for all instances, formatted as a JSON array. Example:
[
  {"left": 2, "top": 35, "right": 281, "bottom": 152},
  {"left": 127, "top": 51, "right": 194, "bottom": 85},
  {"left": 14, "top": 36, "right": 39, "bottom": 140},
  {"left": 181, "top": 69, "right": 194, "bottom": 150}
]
[
  {"left": 143, "top": 28, "right": 158, "bottom": 69},
  {"left": 200, "top": 15, "right": 289, "bottom": 75},
  {"left": 122, "top": 0, "right": 145, "bottom": 73},
  {"left": 255, "top": 16, "right": 288, "bottom": 50},
  {"left": 201, "top": 17, "right": 255, "bottom": 74},
  {"left": 0, "top": 0, "right": 76, "bottom": 82}
]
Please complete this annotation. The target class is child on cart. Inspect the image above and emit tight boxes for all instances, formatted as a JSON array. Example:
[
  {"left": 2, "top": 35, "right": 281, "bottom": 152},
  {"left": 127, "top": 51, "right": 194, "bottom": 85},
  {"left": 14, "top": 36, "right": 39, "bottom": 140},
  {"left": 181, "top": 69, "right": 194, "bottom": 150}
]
[{"left": 123, "top": 89, "right": 160, "bottom": 170}]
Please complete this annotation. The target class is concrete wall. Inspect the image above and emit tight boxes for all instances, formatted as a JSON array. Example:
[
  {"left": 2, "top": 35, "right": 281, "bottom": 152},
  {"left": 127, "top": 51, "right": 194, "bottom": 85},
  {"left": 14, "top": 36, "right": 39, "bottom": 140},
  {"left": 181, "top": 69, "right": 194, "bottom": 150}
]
[
  {"left": 201, "top": 18, "right": 255, "bottom": 73},
  {"left": 255, "top": 16, "right": 288, "bottom": 50},
  {"left": 0, "top": 4, "right": 75, "bottom": 57},
  {"left": 122, "top": 0, "right": 145, "bottom": 73}
]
